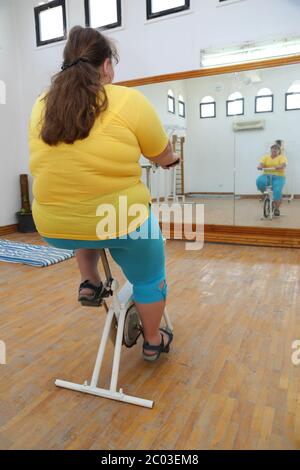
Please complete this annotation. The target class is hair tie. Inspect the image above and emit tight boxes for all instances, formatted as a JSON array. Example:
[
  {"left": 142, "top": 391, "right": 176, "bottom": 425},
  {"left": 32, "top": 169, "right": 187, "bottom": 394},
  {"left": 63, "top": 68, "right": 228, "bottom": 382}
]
[{"left": 61, "top": 57, "right": 90, "bottom": 71}]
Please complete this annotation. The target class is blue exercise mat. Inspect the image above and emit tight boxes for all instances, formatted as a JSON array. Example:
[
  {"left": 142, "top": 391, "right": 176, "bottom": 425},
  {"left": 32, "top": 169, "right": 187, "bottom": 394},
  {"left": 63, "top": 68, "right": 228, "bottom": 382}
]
[{"left": 0, "top": 239, "right": 74, "bottom": 267}]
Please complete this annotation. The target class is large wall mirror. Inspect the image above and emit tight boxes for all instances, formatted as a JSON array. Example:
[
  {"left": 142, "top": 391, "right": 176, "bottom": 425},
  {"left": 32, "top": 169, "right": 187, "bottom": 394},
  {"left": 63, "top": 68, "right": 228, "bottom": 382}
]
[{"left": 120, "top": 59, "right": 300, "bottom": 247}]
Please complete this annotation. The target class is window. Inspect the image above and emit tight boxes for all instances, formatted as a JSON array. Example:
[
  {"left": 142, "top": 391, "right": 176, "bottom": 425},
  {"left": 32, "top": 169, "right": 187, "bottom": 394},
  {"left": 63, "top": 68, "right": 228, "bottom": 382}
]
[
  {"left": 178, "top": 94, "right": 186, "bottom": 118},
  {"left": 255, "top": 88, "right": 273, "bottom": 113},
  {"left": 34, "top": 0, "right": 67, "bottom": 47},
  {"left": 285, "top": 81, "right": 300, "bottom": 111},
  {"left": 168, "top": 89, "right": 175, "bottom": 114},
  {"left": 200, "top": 96, "right": 216, "bottom": 119},
  {"left": 85, "top": 0, "right": 121, "bottom": 30},
  {"left": 147, "top": 0, "right": 190, "bottom": 20},
  {"left": 226, "top": 92, "right": 244, "bottom": 116}
]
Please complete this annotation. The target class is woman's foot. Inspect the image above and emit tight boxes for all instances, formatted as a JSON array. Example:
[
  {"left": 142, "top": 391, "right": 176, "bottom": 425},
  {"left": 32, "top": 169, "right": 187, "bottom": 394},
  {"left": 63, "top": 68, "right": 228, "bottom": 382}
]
[
  {"left": 274, "top": 208, "right": 280, "bottom": 216},
  {"left": 78, "top": 279, "right": 104, "bottom": 307},
  {"left": 143, "top": 328, "right": 173, "bottom": 362},
  {"left": 79, "top": 276, "right": 101, "bottom": 297}
]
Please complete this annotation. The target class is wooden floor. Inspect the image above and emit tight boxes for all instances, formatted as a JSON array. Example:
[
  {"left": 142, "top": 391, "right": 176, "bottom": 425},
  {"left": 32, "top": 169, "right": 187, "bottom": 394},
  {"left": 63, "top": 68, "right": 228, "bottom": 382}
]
[{"left": 0, "top": 232, "right": 300, "bottom": 450}]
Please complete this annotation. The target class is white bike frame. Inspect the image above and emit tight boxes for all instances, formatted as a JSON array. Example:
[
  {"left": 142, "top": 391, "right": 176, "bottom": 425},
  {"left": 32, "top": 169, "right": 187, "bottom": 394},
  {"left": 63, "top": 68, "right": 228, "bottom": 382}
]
[
  {"left": 55, "top": 250, "right": 173, "bottom": 409},
  {"left": 259, "top": 168, "right": 276, "bottom": 221},
  {"left": 264, "top": 174, "right": 274, "bottom": 220}
]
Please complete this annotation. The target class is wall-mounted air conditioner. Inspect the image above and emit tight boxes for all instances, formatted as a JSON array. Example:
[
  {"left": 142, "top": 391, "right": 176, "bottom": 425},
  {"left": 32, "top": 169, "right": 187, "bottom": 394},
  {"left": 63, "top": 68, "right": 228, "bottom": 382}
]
[{"left": 233, "top": 120, "right": 265, "bottom": 131}]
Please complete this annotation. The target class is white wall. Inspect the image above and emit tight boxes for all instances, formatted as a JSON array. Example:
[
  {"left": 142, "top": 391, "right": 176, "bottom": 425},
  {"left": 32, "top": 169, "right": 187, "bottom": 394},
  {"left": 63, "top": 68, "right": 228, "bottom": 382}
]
[
  {"left": 14, "top": 0, "right": 300, "bottom": 172},
  {"left": 0, "top": 0, "right": 24, "bottom": 226},
  {"left": 183, "top": 63, "right": 300, "bottom": 195},
  {"left": 12, "top": 0, "right": 300, "bottom": 81},
  {"left": 184, "top": 75, "right": 235, "bottom": 194},
  {"left": 1, "top": 0, "right": 300, "bottom": 225}
]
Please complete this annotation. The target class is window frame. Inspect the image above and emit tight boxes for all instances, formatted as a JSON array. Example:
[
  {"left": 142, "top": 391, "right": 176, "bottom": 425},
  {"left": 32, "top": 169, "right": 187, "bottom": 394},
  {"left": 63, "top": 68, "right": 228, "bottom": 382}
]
[
  {"left": 34, "top": 0, "right": 67, "bottom": 48},
  {"left": 178, "top": 97, "right": 186, "bottom": 118},
  {"left": 146, "top": 0, "right": 190, "bottom": 20},
  {"left": 255, "top": 94, "right": 274, "bottom": 114},
  {"left": 85, "top": 0, "right": 122, "bottom": 30},
  {"left": 226, "top": 97, "right": 244, "bottom": 117},
  {"left": 168, "top": 95, "right": 176, "bottom": 114},
  {"left": 285, "top": 92, "right": 300, "bottom": 111},
  {"left": 200, "top": 101, "right": 216, "bottom": 119}
]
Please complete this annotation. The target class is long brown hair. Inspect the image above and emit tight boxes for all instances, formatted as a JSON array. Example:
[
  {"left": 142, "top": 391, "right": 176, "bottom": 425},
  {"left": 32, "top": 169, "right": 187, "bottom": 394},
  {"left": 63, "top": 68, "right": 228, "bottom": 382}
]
[{"left": 41, "top": 26, "right": 119, "bottom": 146}]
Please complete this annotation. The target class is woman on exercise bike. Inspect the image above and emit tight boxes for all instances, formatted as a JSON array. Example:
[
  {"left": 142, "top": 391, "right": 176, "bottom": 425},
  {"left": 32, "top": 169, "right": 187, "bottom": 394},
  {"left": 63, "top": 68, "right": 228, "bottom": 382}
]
[
  {"left": 29, "top": 26, "right": 179, "bottom": 362},
  {"left": 256, "top": 143, "right": 288, "bottom": 216}
]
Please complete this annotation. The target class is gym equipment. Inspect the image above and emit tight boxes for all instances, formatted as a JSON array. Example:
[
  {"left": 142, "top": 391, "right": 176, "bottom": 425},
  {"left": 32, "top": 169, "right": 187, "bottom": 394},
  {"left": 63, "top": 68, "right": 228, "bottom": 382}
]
[
  {"left": 258, "top": 168, "right": 277, "bottom": 220},
  {"left": 142, "top": 129, "right": 185, "bottom": 205},
  {"left": 55, "top": 249, "right": 173, "bottom": 409}
]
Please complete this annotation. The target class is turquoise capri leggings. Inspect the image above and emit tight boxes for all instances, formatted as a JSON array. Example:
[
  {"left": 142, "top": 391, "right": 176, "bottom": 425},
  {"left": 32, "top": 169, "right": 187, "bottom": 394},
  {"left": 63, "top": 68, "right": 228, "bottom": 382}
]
[
  {"left": 43, "top": 207, "right": 167, "bottom": 304},
  {"left": 256, "top": 174, "right": 286, "bottom": 202}
]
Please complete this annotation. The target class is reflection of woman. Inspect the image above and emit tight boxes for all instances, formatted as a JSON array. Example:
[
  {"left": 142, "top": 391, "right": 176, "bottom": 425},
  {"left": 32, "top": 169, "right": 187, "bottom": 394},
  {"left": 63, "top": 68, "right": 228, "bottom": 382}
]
[
  {"left": 29, "top": 26, "right": 180, "bottom": 361},
  {"left": 256, "top": 143, "right": 288, "bottom": 216}
]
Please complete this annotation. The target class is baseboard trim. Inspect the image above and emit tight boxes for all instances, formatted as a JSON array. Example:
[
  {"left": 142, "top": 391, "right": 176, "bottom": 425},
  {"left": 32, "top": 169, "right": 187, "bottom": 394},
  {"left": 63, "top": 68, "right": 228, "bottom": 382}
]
[
  {"left": 160, "top": 222, "right": 300, "bottom": 248},
  {"left": 2, "top": 222, "right": 299, "bottom": 249},
  {"left": 186, "top": 193, "right": 300, "bottom": 200},
  {"left": 186, "top": 192, "right": 234, "bottom": 196},
  {"left": 0, "top": 224, "right": 18, "bottom": 236}
]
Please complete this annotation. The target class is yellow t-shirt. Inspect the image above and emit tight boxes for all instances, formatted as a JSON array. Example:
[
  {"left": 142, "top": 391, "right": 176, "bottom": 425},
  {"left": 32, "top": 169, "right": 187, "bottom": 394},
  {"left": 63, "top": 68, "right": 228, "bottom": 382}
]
[
  {"left": 260, "top": 154, "right": 288, "bottom": 177},
  {"left": 29, "top": 85, "right": 168, "bottom": 240}
]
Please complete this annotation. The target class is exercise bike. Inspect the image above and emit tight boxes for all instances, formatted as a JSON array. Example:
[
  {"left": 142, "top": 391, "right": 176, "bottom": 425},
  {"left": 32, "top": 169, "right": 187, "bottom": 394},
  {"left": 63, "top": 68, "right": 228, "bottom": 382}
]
[
  {"left": 258, "top": 168, "right": 277, "bottom": 220},
  {"left": 55, "top": 249, "right": 173, "bottom": 409}
]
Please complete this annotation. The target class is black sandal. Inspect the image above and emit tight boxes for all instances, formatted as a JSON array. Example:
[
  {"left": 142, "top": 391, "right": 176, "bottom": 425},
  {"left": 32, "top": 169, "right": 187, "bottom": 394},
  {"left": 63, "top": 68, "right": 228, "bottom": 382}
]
[
  {"left": 143, "top": 327, "right": 173, "bottom": 362},
  {"left": 78, "top": 279, "right": 105, "bottom": 307}
]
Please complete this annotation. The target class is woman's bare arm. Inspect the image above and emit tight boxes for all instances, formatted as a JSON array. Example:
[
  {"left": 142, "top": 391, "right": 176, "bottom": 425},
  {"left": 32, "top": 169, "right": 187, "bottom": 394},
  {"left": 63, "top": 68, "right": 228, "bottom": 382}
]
[
  {"left": 275, "top": 163, "right": 287, "bottom": 170},
  {"left": 145, "top": 140, "right": 180, "bottom": 169}
]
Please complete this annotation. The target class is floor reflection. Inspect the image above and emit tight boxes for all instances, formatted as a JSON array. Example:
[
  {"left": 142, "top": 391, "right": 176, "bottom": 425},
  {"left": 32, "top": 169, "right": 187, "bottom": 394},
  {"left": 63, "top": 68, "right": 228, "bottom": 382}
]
[{"left": 153, "top": 197, "right": 300, "bottom": 228}]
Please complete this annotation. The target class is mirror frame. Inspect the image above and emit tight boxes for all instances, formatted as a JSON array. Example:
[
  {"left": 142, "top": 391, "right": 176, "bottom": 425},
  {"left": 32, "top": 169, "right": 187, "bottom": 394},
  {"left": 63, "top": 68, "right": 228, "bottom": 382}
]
[{"left": 117, "top": 54, "right": 300, "bottom": 248}]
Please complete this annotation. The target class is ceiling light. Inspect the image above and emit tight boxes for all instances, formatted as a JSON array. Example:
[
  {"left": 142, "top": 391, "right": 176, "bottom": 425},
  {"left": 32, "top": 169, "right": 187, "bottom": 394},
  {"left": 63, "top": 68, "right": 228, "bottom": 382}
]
[{"left": 201, "top": 37, "right": 300, "bottom": 68}]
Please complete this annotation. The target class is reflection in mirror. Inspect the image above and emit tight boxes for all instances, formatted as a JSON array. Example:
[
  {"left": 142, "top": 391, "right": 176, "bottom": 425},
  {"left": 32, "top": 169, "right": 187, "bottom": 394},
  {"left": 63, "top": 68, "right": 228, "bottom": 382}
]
[
  {"left": 136, "top": 79, "right": 235, "bottom": 226},
  {"left": 233, "top": 63, "right": 300, "bottom": 228},
  {"left": 137, "top": 81, "right": 189, "bottom": 227},
  {"left": 135, "top": 62, "right": 300, "bottom": 229}
]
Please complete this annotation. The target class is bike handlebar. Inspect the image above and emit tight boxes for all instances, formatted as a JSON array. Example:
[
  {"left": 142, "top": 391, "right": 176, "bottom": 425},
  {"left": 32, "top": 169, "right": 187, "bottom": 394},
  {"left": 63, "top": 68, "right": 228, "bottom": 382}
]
[
  {"left": 258, "top": 167, "right": 277, "bottom": 171},
  {"left": 165, "top": 158, "right": 181, "bottom": 168}
]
